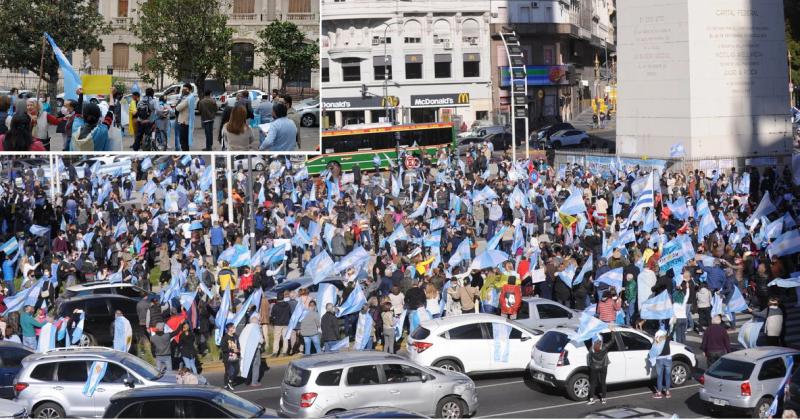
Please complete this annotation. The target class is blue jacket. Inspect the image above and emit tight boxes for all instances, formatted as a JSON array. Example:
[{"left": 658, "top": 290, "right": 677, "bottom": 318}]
[
  {"left": 699, "top": 263, "right": 726, "bottom": 291},
  {"left": 2, "top": 260, "right": 14, "bottom": 282},
  {"left": 210, "top": 227, "right": 225, "bottom": 247}
]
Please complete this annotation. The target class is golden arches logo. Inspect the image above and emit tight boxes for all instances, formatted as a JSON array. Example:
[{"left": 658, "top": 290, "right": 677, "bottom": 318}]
[
  {"left": 381, "top": 96, "right": 399, "bottom": 107},
  {"left": 457, "top": 93, "right": 470, "bottom": 104}
]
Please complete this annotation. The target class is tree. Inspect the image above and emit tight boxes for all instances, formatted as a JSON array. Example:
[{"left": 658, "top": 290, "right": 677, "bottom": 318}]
[
  {"left": 786, "top": 0, "right": 800, "bottom": 105},
  {"left": 0, "top": 0, "right": 109, "bottom": 110},
  {"left": 255, "top": 21, "right": 318, "bottom": 92},
  {"left": 131, "top": 0, "right": 234, "bottom": 94}
]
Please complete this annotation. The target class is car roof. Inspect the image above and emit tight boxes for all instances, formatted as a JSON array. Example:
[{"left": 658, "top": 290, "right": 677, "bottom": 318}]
[
  {"left": 60, "top": 293, "right": 136, "bottom": 303},
  {"left": 290, "top": 351, "right": 408, "bottom": 370},
  {"left": 420, "top": 313, "right": 517, "bottom": 330},
  {"left": 23, "top": 347, "right": 131, "bottom": 365},
  {"left": 0, "top": 341, "right": 32, "bottom": 352},
  {"left": 66, "top": 282, "right": 141, "bottom": 292},
  {"left": 522, "top": 297, "right": 573, "bottom": 307},
  {"left": 722, "top": 347, "right": 799, "bottom": 363},
  {"left": 110, "top": 384, "right": 226, "bottom": 402}
]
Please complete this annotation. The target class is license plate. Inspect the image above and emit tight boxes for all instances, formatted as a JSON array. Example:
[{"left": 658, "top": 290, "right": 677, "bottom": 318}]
[
  {"left": 534, "top": 373, "right": 545, "bottom": 381},
  {"left": 712, "top": 398, "right": 728, "bottom": 406}
]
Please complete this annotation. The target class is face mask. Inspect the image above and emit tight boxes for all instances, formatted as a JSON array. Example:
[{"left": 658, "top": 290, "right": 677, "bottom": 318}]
[{"left": 60, "top": 107, "right": 68, "bottom": 115}]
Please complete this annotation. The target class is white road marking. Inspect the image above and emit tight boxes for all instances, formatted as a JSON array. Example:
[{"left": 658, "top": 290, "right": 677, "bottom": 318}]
[
  {"left": 478, "top": 384, "right": 701, "bottom": 418},
  {"left": 477, "top": 380, "right": 524, "bottom": 389},
  {"left": 234, "top": 385, "right": 282, "bottom": 394}
]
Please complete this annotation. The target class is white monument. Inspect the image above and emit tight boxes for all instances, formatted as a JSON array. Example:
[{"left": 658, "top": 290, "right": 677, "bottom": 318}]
[{"left": 616, "top": 0, "right": 792, "bottom": 159}]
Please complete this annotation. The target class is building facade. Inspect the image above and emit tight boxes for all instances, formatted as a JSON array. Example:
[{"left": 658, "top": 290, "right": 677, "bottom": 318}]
[
  {"left": 490, "top": 0, "right": 615, "bottom": 126},
  {"left": 320, "top": 0, "right": 493, "bottom": 129},
  {"left": 0, "top": 0, "right": 319, "bottom": 92}
]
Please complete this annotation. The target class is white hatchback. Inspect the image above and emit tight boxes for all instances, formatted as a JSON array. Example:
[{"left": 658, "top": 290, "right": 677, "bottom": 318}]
[
  {"left": 407, "top": 313, "right": 543, "bottom": 375},
  {"left": 528, "top": 327, "right": 697, "bottom": 401}
]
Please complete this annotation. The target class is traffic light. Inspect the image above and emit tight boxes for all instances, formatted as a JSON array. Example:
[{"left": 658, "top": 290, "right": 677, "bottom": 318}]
[{"left": 361, "top": 84, "right": 367, "bottom": 99}]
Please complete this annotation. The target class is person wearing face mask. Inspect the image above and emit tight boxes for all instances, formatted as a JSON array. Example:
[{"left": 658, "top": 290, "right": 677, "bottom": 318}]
[
  {"left": 0, "top": 113, "right": 46, "bottom": 151},
  {"left": 174, "top": 83, "right": 197, "bottom": 151},
  {"left": 59, "top": 99, "right": 80, "bottom": 151}
]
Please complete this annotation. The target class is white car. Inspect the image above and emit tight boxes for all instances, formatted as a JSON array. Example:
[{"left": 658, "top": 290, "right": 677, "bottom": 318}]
[
  {"left": 528, "top": 327, "right": 696, "bottom": 401},
  {"left": 515, "top": 297, "right": 580, "bottom": 331},
  {"left": 548, "top": 129, "right": 590, "bottom": 148},
  {"left": 407, "top": 313, "right": 543, "bottom": 375},
  {"left": 222, "top": 89, "right": 267, "bottom": 110},
  {"left": 156, "top": 83, "right": 199, "bottom": 107},
  {"left": 232, "top": 155, "right": 267, "bottom": 171},
  {"left": 74, "top": 156, "right": 132, "bottom": 178}
]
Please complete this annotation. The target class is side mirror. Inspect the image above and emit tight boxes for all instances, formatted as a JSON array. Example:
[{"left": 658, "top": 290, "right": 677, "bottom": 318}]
[
  {"left": 521, "top": 336, "right": 531, "bottom": 342},
  {"left": 123, "top": 378, "right": 135, "bottom": 389},
  {"left": 567, "top": 313, "right": 574, "bottom": 319},
  {"left": 421, "top": 376, "right": 429, "bottom": 383}
]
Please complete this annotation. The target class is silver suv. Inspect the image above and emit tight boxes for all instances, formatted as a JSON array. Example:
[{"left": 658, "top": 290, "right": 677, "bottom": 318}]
[
  {"left": 279, "top": 351, "right": 478, "bottom": 418},
  {"left": 699, "top": 347, "right": 800, "bottom": 418},
  {"left": 14, "top": 347, "right": 186, "bottom": 418}
]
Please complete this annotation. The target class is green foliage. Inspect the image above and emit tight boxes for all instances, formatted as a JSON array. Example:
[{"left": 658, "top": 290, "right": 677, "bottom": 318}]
[
  {"left": 255, "top": 21, "right": 318, "bottom": 92},
  {"left": 131, "top": 0, "right": 234, "bottom": 93},
  {"left": 787, "top": 0, "right": 800, "bottom": 99},
  {"left": 112, "top": 77, "right": 126, "bottom": 95}
]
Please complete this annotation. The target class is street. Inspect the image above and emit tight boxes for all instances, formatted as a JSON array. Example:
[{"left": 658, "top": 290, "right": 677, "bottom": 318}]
[{"left": 47, "top": 113, "right": 319, "bottom": 152}]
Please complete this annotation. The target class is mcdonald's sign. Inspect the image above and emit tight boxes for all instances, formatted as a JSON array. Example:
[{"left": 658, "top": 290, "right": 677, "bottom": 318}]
[
  {"left": 380, "top": 96, "right": 400, "bottom": 107},
  {"left": 457, "top": 92, "right": 470, "bottom": 104},
  {"left": 410, "top": 93, "right": 470, "bottom": 107}
]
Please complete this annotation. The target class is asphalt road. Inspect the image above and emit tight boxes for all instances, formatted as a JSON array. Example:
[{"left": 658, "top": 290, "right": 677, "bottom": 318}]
[
  {"left": 47, "top": 114, "right": 319, "bottom": 152},
  {"left": 206, "top": 362, "right": 721, "bottom": 418}
]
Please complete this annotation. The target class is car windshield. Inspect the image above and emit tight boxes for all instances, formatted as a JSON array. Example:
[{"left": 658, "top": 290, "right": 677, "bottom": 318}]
[
  {"left": 705, "top": 358, "right": 755, "bottom": 381},
  {"left": 212, "top": 389, "right": 265, "bottom": 418},
  {"left": 535, "top": 331, "right": 570, "bottom": 353},
  {"left": 121, "top": 355, "right": 162, "bottom": 381}
]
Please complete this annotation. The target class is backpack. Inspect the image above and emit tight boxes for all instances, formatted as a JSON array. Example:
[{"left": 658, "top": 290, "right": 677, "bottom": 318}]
[{"left": 136, "top": 98, "right": 152, "bottom": 120}]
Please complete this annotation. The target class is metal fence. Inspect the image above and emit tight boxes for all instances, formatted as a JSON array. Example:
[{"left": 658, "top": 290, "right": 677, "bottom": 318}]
[{"left": 553, "top": 150, "right": 794, "bottom": 174}]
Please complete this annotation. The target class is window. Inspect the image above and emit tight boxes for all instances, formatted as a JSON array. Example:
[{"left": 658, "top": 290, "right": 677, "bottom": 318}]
[
  {"left": 476, "top": 111, "right": 488, "bottom": 121},
  {"left": 30, "top": 363, "right": 56, "bottom": 381},
  {"left": 89, "top": 49, "right": 100, "bottom": 70},
  {"left": 231, "top": 43, "right": 255, "bottom": 86},
  {"left": 57, "top": 361, "right": 89, "bottom": 382},
  {"left": 85, "top": 299, "right": 109, "bottom": 316},
  {"left": 411, "top": 326, "right": 430, "bottom": 340},
  {"left": 117, "top": 0, "right": 128, "bottom": 17},
  {"left": 516, "top": 302, "right": 530, "bottom": 320},
  {"left": 341, "top": 58, "right": 361, "bottom": 82},
  {"left": 0, "top": 348, "right": 31, "bottom": 368},
  {"left": 117, "top": 402, "right": 143, "bottom": 418},
  {"left": 434, "top": 54, "right": 451, "bottom": 78},
  {"left": 584, "top": 332, "right": 618, "bottom": 351},
  {"left": 140, "top": 401, "right": 177, "bottom": 418},
  {"left": 461, "top": 19, "right": 480, "bottom": 44},
  {"left": 759, "top": 358, "right": 788, "bottom": 381},
  {"left": 463, "top": 53, "right": 480, "bottom": 77},
  {"left": 101, "top": 363, "right": 130, "bottom": 383},
  {"left": 433, "top": 19, "right": 451, "bottom": 44},
  {"left": 321, "top": 58, "right": 329, "bottom": 83},
  {"left": 447, "top": 323, "right": 484, "bottom": 340},
  {"left": 288, "top": 0, "right": 311, "bottom": 13},
  {"left": 619, "top": 331, "right": 651, "bottom": 351},
  {"left": 537, "top": 304, "right": 571, "bottom": 319},
  {"left": 374, "top": 56, "right": 392, "bottom": 81},
  {"left": 233, "top": 0, "right": 255, "bottom": 13},
  {"left": 509, "top": 327, "right": 525, "bottom": 340},
  {"left": 707, "top": 359, "right": 755, "bottom": 381},
  {"left": 182, "top": 400, "right": 228, "bottom": 418},
  {"left": 315, "top": 369, "right": 342, "bottom": 386},
  {"left": 383, "top": 364, "right": 425, "bottom": 383},
  {"left": 283, "top": 365, "right": 311, "bottom": 387},
  {"left": 403, "top": 20, "right": 422, "bottom": 44},
  {"left": 346, "top": 365, "right": 381, "bottom": 386},
  {"left": 405, "top": 55, "right": 423, "bottom": 80},
  {"left": 112, "top": 43, "right": 129, "bottom": 70}
]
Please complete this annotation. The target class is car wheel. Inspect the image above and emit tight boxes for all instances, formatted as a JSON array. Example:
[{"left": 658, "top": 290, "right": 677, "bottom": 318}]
[
  {"left": 670, "top": 361, "right": 690, "bottom": 386},
  {"left": 34, "top": 402, "right": 65, "bottom": 418},
  {"left": 301, "top": 113, "right": 316, "bottom": 127},
  {"left": 752, "top": 396, "right": 773, "bottom": 418},
  {"left": 565, "top": 373, "right": 590, "bottom": 401},
  {"left": 434, "top": 359, "right": 463, "bottom": 373},
  {"left": 78, "top": 332, "right": 95, "bottom": 347},
  {"left": 255, "top": 163, "right": 265, "bottom": 171},
  {"left": 436, "top": 396, "right": 467, "bottom": 419},
  {"left": 551, "top": 141, "right": 561, "bottom": 148}
]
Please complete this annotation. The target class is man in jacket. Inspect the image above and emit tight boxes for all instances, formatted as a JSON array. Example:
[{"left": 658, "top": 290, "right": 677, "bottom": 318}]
[
  {"left": 20, "top": 305, "right": 45, "bottom": 349},
  {"left": 700, "top": 315, "right": 730, "bottom": 367},
  {"left": 321, "top": 303, "right": 340, "bottom": 351},
  {"left": 197, "top": 90, "right": 218, "bottom": 151},
  {"left": 752, "top": 296, "right": 784, "bottom": 346},
  {"left": 499, "top": 277, "right": 522, "bottom": 319},
  {"left": 270, "top": 292, "right": 292, "bottom": 357},
  {"left": 220, "top": 323, "right": 240, "bottom": 391},
  {"left": 150, "top": 322, "right": 173, "bottom": 372}
]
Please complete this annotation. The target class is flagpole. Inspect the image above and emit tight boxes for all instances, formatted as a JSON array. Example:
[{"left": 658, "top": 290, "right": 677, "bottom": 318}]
[
  {"left": 226, "top": 154, "right": 234, "bottom": 225},
  {"left": 36, "top": 35, "right": 45, "bottom": 103},
  {"left": 211, "top": 156, "right": 218, "bottom": 223}
]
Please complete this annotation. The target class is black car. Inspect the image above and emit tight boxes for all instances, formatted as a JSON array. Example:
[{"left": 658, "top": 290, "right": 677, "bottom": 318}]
[
  {"left": 324, "top": 407, "right": 429, "bottom": 418},
  {"left": 56, "top": 294, "right": 140, "bottom": 347},
  {"left": 103, "top": 385, "right": 279, "bottom": 418},
  {"left": 457, "top": 132, "right": 512, "bottom": 154},
  {"left": 0, "top": 342, "right": 32, "bottom": 399}
]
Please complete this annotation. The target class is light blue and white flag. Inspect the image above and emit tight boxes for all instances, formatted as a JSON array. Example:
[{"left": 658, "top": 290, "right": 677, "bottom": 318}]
[
  {"left": 82, "top": 361, "right": 108, "bottom": 397},
  {"left": 114, "top": 219, "right": 128, "bottom": 239},
  {"left": 764, "top": 217, "right": 784, "bottom": 240},
  {"left": 333, "top": 246, "right": 371, "bottom": 274},
  {"left": 70, "top": 311, "right": 85, "bottom": 345},
  {"left": 214, "top": 289, "right": 232, "bottom": 345},
  {"left": 0, "top": 237, "right": 18, "bottom": 256},
  {"left": 395, "top": 309, "right": 407, "bottom": 337},
  {"left": 486, "top": 226, "right": 508, "bottom": 251},
  {"left": 738, "top": 320, "right": 763, "bottom": 349},
  {"left": 667, "top": 197, "right": 689, "bottom": 221},
  {"left": 698, "top": 212, "right": 717, "bottom": 242},
  {"left": 727, "top": 286, "right": 749, "bottom": 313},
  {"left": 36, "top": 323, "right": 57, "bottom": 353},
  {"left": 570, "top": 312, "right": 608, "bottom": 343},
  {"left": 768, "top": 229, "right": 800, "bottom": 258},
  {"left": 317, "top": 282, "right": 338, "bottom": 317},
  {"left": 329, "top": 337, "right": 351, "bottom": 351},
  {"left": 560, "top": 190, "right": 587, "bottom": 216},
  {"left": 766, "top": 356, "right": 794, "bottom": 418},
  {"left": 595, "top": 267, "right": 623, "bottom": 292},
  {"left": 711, "top": 293, "right": 724, "bottom": 318},
  {"left": 573, "top": 255, "right": 593, "bottom": 287},
  {"left": 306, "top": 251, "right": 336, "bottom": 284},
  {"left": 179, "top": 292, "right": 197, "bottom": 311},
  {"left": 640, "top": 290, "right": 674, "bottom": 320},
  {"left": 408, "top": 188, "right": 430, "bottom": 219},
  {"left": 448, "top": 238, "right": 472, "bottom": 267},
  {"left": 492, "top": 323, "right": 512, "bottom": 362},
  {"left": 231, "top": 289, "right": 262, "bottom": 329},
  {"left": 469, "top": 249, "right": 509, "bottom": 271},
  {"left": 768, "top": 276, "right": 800, "bottom": 288},
  {"left": 669, "top": 144, "right": 685, "bottom": 158},
  {"left": 29, "top": 225, "right": 50, "bottom": 237},
  {"left": 353, "top": 312, "right": 374, "bottom": 350},
  {"left": 337, "top": 282, "right": 367, "bottom": 318},
  {"left": 285, "top": 302, "right": 309, "bottom": 340},
  {"left": 747, "top": 191, "right": 777, "bottom": 226},
  {"left": 45, "top": 33, "right": 81, "bottom": 101},
  {"left": 198, "top": 281, "right": 213, "bottom": 299},
  {"left": 113, "top": 316, "right": 133, "bottom": 353},
  {"left": 557, "top": 263, "right": 577, "bottom": 288}
]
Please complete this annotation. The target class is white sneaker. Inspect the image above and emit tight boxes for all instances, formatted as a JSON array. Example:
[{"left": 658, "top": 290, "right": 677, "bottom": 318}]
[{"left": 587, "top": 398, "right": 596, "bottom": 405}]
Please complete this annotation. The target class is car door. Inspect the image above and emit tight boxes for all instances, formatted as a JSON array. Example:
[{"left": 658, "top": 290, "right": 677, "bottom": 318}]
[
  {"left": 488, "top": 323, "right": 537, "bottom": 371},
  {"left": 137, "top": 400, "right": 180, "bottom": 418},
  {"left": 55, "top": 361, "right": 96, "bottom": 418},
  {"left": 342, "top": 365, "right": 388, "bottom": 410},
  {"left": 618, "top": 331, "right": 654, "bottom": 381},
  {"left": 757, "top": 357, "right": 789, "bottom": 397},
  {"left": 181, "top": 399, "right": 231, "bottom": 418},
  {"left": 444, "top": 323, "right": 492, "bottom": 372},
  {"left": 535, "top": 303, "right": 574, "bottom": 329},
  {"left": 592, "top": 332, "right": 628, "bottom": 384},
  {"left": 381, "top": 364, "right": 433, "bottom": 414},
  {"left": 93, "top": 362, "right": 135, "bottom": 414}
]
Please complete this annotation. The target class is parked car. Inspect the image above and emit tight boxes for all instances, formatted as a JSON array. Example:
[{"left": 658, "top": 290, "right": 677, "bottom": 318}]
[
  {"left": 14, "top": 347, "right": 193, "bottom": 418},
  {"left": 531, "top": 122, "right": 576, "bottom": 146},
  {"left": 278, "top": 351, "right": 478, "bottom": 418},
  {"left": 514, "top": 298, "right": 579, "bottom": 331},
  {"left": 297, "top": 97, "right": 320, "bottom": 127},
  {"left": 56, "top": 294, "right": 140, "bottom": 347},
  {"left": 407, "top": 313, "right": 542, "bottom": 375},
  {"left": 0, "top": 399, "right": 27, "bottom": 418},
  {"left": 548, "top": 129, "right": 590, "bottom": 148},
  {"left": 222, "top": 89, "right": 268, "bottom": 110},
  {"left": 63, "top": 282, "right": 147, "bottom": 300},
  {"left": 156, "top": 83, "right": 198, "bottom": 108},
  {"left": 456, "top": 132, "right": 511, "bottom": 155},
  {"left": 0, "top": 342, "right": 33, "bottom": 400},
  {"left": 323, "top": 407, "right": 429, "bottom": 418},
  {"left": 785, "top": 353, "right": 800, "bottom": 413},
  {"left": 233, "top": 155, "right": 268, "bottom": 171},
  {"left": 582, "top": 406, "right": 673, "bottom": 418},
  {"left": 528, "top": 326, "right": 696, "bottom": 401},
  {"left": 699, "top": 347, "right": 800, "bottom": 418},
  {"left": 103, "top": 385, "right": 277, "bottom": 418},
  {"left": 457, "top": 124, "right": 507, "bottom": 139},
  {"left": 74, "top": 156, "right": 133, "bottom": 178}
]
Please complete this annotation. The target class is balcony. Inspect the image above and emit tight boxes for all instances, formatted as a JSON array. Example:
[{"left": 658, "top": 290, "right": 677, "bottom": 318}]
[
  {"left": 230, "top": 13, "right": 259, "bottom": 21},
  {"left": 286, "top": 13, "right": 316, "bottom": 21},
  {"left": 110, "top": 17, "right": 131, "bottom": 30}
]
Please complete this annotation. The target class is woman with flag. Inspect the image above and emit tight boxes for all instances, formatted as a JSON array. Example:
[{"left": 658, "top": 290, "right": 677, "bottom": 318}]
[
  {"left": 650, "top": 329, "right": 673, "bottom": 399},
  {"left": 587, "top": 329, "right": 614, "bottom": 405}
]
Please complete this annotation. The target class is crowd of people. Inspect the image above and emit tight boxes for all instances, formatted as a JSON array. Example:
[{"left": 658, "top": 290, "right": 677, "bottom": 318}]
[{"left": 0, "top": 142, "right": 798, "bottom": 395}]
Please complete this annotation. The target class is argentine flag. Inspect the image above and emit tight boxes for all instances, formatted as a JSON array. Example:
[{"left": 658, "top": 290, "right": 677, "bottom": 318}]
[
  {"left": 640, "top": 290, "right": 674, "bottom": 320},
  {"left": 82, "top": 361, "right": 108, "bottom": 397},
  {"left": 570, "top": 312, "right": 608, "bottom": 343},
  {"left": 337, "top": 282, "right": 367, "bottom": 318},
  {"left": 594, "top": 267, "right": 623, "bottom": 292}
]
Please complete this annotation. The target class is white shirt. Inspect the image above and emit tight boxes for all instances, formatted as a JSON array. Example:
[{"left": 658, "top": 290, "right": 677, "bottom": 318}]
[{"left": 637, "top": 269, "right": 657, "bottom": 311}]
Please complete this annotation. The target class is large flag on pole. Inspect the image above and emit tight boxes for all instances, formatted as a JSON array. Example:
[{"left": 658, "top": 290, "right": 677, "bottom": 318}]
[{"left": 44, "top": 33, "right": 81, "bottom": 101}]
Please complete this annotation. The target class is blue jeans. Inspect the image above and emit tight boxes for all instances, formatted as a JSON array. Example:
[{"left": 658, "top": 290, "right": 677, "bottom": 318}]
[
  {"left": 303, "top": 335, "right": 321, "bottom": 355},
  {"left": 22, "top": 336, "right": 36, "bottom": 350},
  {"left": 673, "top": 319, "right": 687, "bottom": 344},
  {"left": 202, "top": 120, "right": 214, "bottom": 150},
  {"left": 626, "top": 299, "right": 636, "bottom": 325},
  {"left": 486, "top": 220, "right": 497, "bottom": 240},
  {"left": 685, "top": 305, "right": 694, "bottom": 330},
  {"left": 656, "top": 358, "right": 672, "bottom": 392},
  {"left": 182, "top": 357, "right": 198, "bottom": 374},
  {"left": 156, "top": 355, "right": 172, "bottom": 372}
]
